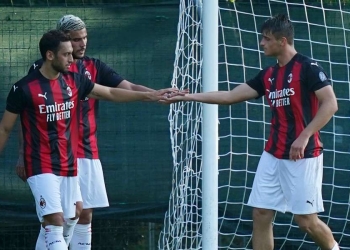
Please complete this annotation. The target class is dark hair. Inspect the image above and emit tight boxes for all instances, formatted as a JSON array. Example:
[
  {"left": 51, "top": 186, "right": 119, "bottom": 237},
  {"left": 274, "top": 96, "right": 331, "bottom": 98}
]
[
  {"left": 261, "top": 14, "right": 294, "bottom": 45},
  {"left": 39, "top": 29, "right": 71, "bottom": 60}
]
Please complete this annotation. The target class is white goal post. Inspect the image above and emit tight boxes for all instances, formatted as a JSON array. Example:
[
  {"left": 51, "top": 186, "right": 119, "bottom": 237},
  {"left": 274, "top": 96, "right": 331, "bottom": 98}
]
[{"left": 159, "top": 0, "right": 350, "bottom": 249}]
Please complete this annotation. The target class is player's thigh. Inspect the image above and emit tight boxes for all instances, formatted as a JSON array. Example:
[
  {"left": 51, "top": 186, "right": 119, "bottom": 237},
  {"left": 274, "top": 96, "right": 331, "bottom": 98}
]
[
  {"left": 27, "top": 173, "right": 63, "bottom": 222},
  {"left": 78, "top": 158, "right": 109, "bottom": 209},
  {"left": 248, "top": 151, "right": 285, "bottom": 212},
  {"left": 280, "top": 154, "right": 324, "bottom": 214}
]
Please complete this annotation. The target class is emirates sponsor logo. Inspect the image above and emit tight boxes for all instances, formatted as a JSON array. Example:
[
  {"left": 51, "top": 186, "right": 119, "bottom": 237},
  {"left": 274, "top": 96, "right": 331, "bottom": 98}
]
[
  {"left": 266, "top": 88, "right": 295, "bottom": 107},
  {"left": 38, "top": 101, "right": 75, "bottom": 122}
]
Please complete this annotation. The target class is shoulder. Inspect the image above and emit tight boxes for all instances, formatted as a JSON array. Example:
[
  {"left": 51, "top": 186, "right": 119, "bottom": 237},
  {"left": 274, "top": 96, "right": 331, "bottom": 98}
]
[
  {"left": 18, "top": 70, "right": 42, "bottom": 86},
  {"left": 296, "top": 54, "right": 322, "bottom": 69},
  {"left": 82, "top": 56, "right": 101, "bottom": 64},
  {"left": 31, "top": 59, "right": 44, "bottom": 69}
]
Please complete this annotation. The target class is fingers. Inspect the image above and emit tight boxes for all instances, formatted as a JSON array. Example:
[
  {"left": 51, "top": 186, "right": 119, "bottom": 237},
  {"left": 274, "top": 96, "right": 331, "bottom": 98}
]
[{"left": 289, "top": 148, "right": 304, "bottom": 161}]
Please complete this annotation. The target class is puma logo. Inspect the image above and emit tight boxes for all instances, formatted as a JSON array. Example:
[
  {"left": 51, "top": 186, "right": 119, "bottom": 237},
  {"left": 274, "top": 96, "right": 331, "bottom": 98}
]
[
  {"left": 33, "top": 63, "right": 39, "bottom": 69},
  {"left": 13, "top": 85, "right": 18, "bottom": 92},
  {"left": 268, "top": 77, "right": 274, "bottom": 85},
  {"left": 38, "top": 92, "right": 47, "bottom": 100},
  {"left": 306, "top": 200, "right": 314, "bottom": 207}
]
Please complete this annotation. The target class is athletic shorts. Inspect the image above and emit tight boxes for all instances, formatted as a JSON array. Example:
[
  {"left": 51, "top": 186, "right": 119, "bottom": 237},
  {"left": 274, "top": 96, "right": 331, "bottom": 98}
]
[
  {"left": 247, "top": 151, "right": 324, "bottom": 214},
  {"left": 77, "top": 158, "right": 109, "bottom": 209},
  {"left": 27, "top": 173, "right": 78, "bottom": 222}
]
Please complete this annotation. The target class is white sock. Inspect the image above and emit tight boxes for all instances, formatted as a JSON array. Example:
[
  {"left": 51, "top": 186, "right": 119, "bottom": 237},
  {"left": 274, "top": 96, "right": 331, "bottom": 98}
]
[
  {"left": 69, "top": 223, "right": 92, "bottom": 250},
  {"left": 63, "top": 218, "right": 79, "bottom": 246},
  {"left": 45, "top": 225, "right": 67, "bottom": 250},
  {"left": 35, "top": 225, "right": 47, "bottom": 250},
  {"left": 331, "top": 242, "right": 339, "bottom": 250}
]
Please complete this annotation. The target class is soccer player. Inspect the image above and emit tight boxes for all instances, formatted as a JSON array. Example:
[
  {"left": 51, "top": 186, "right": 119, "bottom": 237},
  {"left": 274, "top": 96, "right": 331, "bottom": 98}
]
[
  {"left": 162, "top": 14, "right": 339, "bottom": 250},
  {"left": 2, "top": 29, "right": 177, "bottom": 250},
  {"left": 16, "top": 15, "right": 165, "bottom": 249}
]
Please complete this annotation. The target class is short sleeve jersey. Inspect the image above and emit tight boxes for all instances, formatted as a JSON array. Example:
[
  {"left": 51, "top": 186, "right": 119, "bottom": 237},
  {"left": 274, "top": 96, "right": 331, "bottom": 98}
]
[
  {"left": 246, "top": 53, "right": 331, "bottom": 159},
  {"left": 6, "top": 70, "right": 94, "bottom": 177},
  {"left": 28, "top": 56, "right": 124, "bottom": 159}
]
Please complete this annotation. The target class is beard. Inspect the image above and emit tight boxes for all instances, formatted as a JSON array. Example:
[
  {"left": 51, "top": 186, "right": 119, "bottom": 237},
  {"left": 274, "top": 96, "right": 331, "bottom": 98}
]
[{"left": 52, "top": 60, "right": 68, "bottom": 73}]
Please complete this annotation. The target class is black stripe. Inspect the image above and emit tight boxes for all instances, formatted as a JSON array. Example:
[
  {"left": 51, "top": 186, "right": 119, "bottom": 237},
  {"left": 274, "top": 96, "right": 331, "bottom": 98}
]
[
  {"left": 281, "top": 60, "right": 296, "bottom": 158},
  {"left": 59, "top": 75, "right": 75, "bottom": 176},
  {"left": 39, "top": 78, "right": 61, "bottom": 176}
]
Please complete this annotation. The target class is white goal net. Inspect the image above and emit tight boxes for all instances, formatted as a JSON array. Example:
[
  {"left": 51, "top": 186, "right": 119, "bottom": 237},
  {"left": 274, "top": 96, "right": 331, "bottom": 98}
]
[{"left": 159, "top": 0, "right": 350, "bottom": 249}]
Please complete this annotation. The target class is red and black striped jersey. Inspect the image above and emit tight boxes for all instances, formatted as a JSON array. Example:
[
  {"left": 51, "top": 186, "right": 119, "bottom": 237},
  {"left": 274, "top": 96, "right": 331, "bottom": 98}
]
[
  {"left": 247, "top": 53, "right": 331, "bottom": 159},
  {"left": 28, "top": 57, "right": 124, "bottom": 159},
  {"left": 6, "top": 70, "right": 94, "bottom": 177}
]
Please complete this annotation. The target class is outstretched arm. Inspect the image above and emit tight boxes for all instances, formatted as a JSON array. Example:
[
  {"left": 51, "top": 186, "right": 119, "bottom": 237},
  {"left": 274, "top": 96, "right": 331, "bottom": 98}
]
[
  {"left": 289, "top": 85, "right": 338, "bottom": 160},
  {"left": 0, "top": 111, "right": 18, "bottom": 153},
  {"left": 87, "top": 83, "right": 180, "bottom": 102},
  {"left": 117, "top": 80, "right": 155, "bottom": 92},
  {"left": 163, "top": 83, "right": 259, "bottom": 105}
]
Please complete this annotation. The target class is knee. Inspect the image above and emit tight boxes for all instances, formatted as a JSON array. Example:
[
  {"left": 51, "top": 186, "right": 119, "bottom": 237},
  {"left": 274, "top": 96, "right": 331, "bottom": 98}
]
[
  {"left": 78, "top": 208, "right": 93, "bottom": 224},
  {"left": 43, "top": 212, "right": 65, "bottom": 226},
  {"left": 294, "top": 214, "right": 317, "bottom": 233},
  {"left": 252, "top": 208, "right": 274, "bottom": 223}
]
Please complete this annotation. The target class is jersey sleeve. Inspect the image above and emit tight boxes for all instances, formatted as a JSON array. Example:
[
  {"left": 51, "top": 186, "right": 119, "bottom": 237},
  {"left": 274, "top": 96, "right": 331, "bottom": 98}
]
[
  {"left": 304, "top": 61, "right": 331, "bottom": 92},
  {"left": 95, "top": 59, "right": 124, "bottom": 87},
  {"left": 6, "top": 84, "right": 26, "bottom": 114},
  {"left": 76, "top": 73, "right": 95, "bottom": 100},
  {"left": 246, "top": 69, "right": 266, "bottom": 98}
]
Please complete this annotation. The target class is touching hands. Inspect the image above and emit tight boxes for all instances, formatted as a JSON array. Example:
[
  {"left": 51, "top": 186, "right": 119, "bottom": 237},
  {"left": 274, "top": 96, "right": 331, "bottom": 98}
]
[{"left": 159, "top": 89, "right": 190, "bottom": 104}]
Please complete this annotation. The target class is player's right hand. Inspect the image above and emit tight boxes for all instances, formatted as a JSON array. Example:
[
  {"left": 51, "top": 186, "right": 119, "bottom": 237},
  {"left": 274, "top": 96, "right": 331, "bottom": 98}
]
[{"left": 15, "top": 157, "right": 27, "bottom": 182}]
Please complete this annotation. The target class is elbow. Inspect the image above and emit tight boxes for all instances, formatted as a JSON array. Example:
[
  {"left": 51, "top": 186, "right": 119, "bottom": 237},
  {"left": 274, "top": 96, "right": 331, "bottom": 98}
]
[
  {"left": 331, "top": 101, "right": 338, "bottom": 115},
  {"left": 334, "top": 102, "right": 338, "bottom": 114}
]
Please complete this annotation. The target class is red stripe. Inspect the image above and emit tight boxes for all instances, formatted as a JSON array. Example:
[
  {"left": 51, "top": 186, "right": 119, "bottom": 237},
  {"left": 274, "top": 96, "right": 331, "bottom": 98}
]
[
  {"left": 311, "top": 92, "right": 321, "bottom": 155},
  {"left": 274, "top": 66, "right": 287, "bottom": 158},
  {"left": 290, "top": 62, "right": 303, "bottom": 139},
  {"left": 27, "top": 81, "right": 53, "bottom": 175}
]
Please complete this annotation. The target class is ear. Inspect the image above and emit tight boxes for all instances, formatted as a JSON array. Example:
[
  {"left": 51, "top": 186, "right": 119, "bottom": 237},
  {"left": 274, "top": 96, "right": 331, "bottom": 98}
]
[
  {"left": 279, "top": 37, "right": 287, "bottom": 46},
  {"left": 46, "top": 50, "right": 55, "bottom": 61}
]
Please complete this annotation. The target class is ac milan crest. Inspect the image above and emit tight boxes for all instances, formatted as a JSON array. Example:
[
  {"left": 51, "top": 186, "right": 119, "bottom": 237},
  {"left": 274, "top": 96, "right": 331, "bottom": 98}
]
[
  {"left": 67, "top": 86, "right": 72, "bottom": 97},
  {"left": 85, "top": 70, "right": 92, "bottom": 80},
  {"left": 39, "top": 196, "right": 46, "bottom": 209}
]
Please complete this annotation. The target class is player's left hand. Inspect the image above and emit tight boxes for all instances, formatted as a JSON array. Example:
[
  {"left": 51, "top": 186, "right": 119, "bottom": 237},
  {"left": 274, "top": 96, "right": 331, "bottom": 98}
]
[{"left": 289, "top": 135, "right": 309, "bottom": 161}]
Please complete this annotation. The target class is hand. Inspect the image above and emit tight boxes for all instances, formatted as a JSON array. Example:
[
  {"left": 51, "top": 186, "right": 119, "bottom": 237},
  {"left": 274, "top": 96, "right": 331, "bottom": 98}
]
[
  {"left": 15, "top": 156, "right": 27, "bottom": 182},
  {"left": 289, "top": 134, "right": 309, "bottom": 161},
  {"left": 159, "top": 89, "right": 190, "bottom": 104},
  {"left": 148, "top": 88, "right": 181, "bottom": 101}
]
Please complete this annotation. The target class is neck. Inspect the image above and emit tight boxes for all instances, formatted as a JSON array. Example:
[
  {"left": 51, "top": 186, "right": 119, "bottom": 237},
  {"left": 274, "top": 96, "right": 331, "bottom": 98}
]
[
  {"left": 276, "top": 46, "right": 297, "bottom": 67},
  {"left": 39, "top": 62, "right": 60, "bottom": 80}
]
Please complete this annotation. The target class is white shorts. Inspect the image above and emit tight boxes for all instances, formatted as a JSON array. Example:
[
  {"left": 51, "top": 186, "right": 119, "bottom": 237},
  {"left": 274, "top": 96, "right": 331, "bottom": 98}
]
[
  {"left": 247, "top": 151, "right": 324, "bottom": 214},
  {"left": 77, "top": 158, "right": 109, "bottom": 209},
  {"left": 27, "top": 173, "right": 78, "bottom": 222}
]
